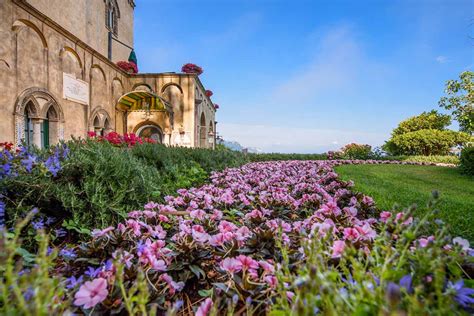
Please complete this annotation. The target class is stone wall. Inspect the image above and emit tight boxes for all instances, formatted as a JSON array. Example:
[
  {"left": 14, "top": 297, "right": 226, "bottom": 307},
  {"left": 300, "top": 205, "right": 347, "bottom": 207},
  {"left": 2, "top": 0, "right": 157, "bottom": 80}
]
[{"left": 25, "top": 0, "right": 134, "bottom": 62}]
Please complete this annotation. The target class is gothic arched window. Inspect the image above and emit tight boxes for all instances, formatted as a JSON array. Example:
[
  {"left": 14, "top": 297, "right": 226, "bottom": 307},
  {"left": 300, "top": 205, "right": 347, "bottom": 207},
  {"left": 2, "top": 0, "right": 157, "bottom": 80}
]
[{"left": 105, "top": 0, "right": 120, "bottom": 36}]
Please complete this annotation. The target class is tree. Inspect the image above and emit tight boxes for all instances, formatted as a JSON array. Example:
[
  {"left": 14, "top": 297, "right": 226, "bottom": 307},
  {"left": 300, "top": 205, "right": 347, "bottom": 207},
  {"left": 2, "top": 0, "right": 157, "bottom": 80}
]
[
  {"left": 392, "top": 110, "right": 451, "bottom": 136},
  {"left": 439, "top": 71, "right": 474, "bottom": 135},
  {"left": 383, "top": 110, "right": 473, "bottom": 156}
]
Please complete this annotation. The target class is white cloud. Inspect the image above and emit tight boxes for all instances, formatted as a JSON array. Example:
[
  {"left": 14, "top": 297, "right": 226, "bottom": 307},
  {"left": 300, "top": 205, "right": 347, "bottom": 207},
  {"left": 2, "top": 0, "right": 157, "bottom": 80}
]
[
  {"left": 435, "top": 55, "right": 449, "bottom": 63},
  {"left": 219, "top": 123, "right": 387, "bottom": 153}
]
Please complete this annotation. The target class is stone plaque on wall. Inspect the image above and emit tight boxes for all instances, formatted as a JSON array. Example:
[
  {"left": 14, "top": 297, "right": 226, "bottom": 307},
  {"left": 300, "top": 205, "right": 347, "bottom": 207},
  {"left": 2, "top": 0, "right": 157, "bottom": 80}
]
[{"left": 63, "top": 73, "right": 89, "bottom": 105}]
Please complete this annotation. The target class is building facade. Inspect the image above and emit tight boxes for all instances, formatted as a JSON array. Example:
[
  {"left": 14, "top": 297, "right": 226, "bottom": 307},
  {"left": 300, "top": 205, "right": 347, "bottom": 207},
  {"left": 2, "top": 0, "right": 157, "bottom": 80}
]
[{"left": 0, "top": 0, "right": 216, "bottom": 149}]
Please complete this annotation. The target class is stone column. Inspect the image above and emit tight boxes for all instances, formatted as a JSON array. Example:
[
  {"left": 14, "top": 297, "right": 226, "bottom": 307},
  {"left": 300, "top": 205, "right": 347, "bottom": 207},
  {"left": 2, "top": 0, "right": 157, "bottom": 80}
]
[{"left": 32, "top": 119, "right": 42, "bottom": 148}]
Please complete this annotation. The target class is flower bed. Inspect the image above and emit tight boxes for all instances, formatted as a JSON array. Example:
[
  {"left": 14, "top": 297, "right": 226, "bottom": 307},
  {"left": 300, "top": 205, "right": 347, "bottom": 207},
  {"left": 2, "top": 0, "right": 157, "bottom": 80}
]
[{"left": 2, "top": 160, "right": 472, "bottom": 314}]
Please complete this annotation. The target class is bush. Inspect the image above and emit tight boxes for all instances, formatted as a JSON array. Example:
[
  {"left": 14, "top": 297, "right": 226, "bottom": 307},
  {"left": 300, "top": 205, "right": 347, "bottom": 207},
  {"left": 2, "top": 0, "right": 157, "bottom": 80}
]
[
  {"left": 390, "top": 155, "right": 460, "bottom": 165},
  {"left": 340, "top": 143, "right": 373, "bottom": 159},
  {"left": 384, "top": 129, "right": 472, "bottom": 156},
  {"left": 460, "top": 146, "right": 474, "bottom": 175}
]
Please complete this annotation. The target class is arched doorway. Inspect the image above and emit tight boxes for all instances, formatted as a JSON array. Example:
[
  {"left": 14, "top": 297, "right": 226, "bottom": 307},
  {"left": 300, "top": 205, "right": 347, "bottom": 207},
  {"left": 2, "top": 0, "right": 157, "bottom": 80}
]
[
  {"left": 116, "top": 90, "right": 173, "bottom": 143},
  {"left": 199, "top": 113, "right": 207, "bottom": 148},
  {"left": 136, "top": 124, "right": 163, "bottom": 143}
]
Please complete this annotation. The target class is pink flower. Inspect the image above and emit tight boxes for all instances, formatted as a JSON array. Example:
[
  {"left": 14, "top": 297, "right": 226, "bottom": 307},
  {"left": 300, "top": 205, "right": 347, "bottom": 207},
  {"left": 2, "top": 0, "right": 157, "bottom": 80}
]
[
  {"left": 196, "top": 298, "right": 213, "bottom": 316},
  {"left": 236, "top": 255, "right": 259, "bottom": 271},
  {"left": 192, "top": 225, "right": 210, "bottom": 243},
  {"left": 159, "top": 273, "right": 185, "bottom": 295},
  {"left": 331, "top": 240, "right": 346, "bottom": 258},
  {"left": 144, "top": 201, "right": 159, "bottom": 210},
  {"left": 218, "top": 221, "right": 237, "bottom": 233},
  {"left": 355, "top": 223, "right": 376, "bottom": 241},
  {"left": 91, "top": 226, "right": 114, "bottom": 238},
  {"left": 418, "top": 236, "right": 434, "bottom": 248},
  {"left": 264, "top": 275, "right": 278, "bottom": 288},
  {"left": 74, "top": 278, "right": 108, "bottom": 309},
  {"left": 380, "top": 211, "right": 392, "bottom": 223},
  {"left": 190, "top": 209, "right": 206, "bottom": 220},
  {"left": 362, "top": 195, "right": 374, "bottom": 206},
  {"left": 209, "top": 233, "right": 226, "bottom": 247},
  {"left": 259, "top": 260, "right": 275, "bottom": 274},
  {"left": 220, "top": 257, "right": 242, "bottom": 274},
  {"left": 320, "top": 200, "right": 342, "bottom": 217},
  {"left": 343, "top": 227, "right": 359, "bottom": 241},
  {"left": 235, "top": 226, "right": 252, "bottom": 241}
]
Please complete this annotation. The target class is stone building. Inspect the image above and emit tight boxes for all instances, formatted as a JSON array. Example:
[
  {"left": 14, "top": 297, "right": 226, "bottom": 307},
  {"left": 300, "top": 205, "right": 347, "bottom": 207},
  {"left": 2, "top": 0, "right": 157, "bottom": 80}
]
[{"left": 0, "top": 0, "right": 217, "bottom": 148}]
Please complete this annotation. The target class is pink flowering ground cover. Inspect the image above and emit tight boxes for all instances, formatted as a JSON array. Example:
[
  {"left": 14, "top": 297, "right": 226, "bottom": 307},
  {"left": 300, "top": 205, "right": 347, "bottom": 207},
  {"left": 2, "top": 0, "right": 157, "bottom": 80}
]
[{"left": 5, "top": 160, "right": 474, "bottom": 314}]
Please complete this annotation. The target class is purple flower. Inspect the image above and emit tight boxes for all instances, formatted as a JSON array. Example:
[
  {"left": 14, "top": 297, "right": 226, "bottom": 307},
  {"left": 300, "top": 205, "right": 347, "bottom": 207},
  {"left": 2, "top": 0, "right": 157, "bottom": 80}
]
[
  {"left": 0, "top": 199, "right": 5, "bottom": 228},
  {"left": 399, "top": 274, "right": 413, "bottom": 293},
  {"left": 21, "top": 155, "right": 36, "bottom": 172},
  {"left": 449, "top": 280, "right": 474, "bottom": 308},
  {"left": 60, "top": 247, "right": 76, "bottom": 259},
  {"left": 55, "top": 228, "right": 67, "bottom": 238},
  {"left": 32, "top": 219, "right": 45, "bottom": 230},
  {"left": 23, "top": 287, "right": 34, "bottom": 301},
  {"left": 45, "top": 216, "right": 56, "bottom": 225},
  {"left": 44, "top": 154, "right": 61, "bottom": 176},
  {"left": 65, "top": 275, "right": 83, "bottom": 289},
  {"left": 85, "top": 266, "right": 101, "bottom": 278}
]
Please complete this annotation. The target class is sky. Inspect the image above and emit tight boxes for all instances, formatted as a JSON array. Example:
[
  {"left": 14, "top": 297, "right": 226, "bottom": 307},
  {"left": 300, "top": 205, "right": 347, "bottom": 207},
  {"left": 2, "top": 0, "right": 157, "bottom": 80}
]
[{"left": 134, "top": 0, "right": 474, "bottom": 153}]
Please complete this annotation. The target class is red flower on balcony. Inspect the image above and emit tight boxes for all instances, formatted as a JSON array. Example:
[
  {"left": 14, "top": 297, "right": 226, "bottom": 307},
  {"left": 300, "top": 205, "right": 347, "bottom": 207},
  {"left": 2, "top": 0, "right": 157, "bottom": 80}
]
[
  {"left": 213, "top": 104, "right": 220, "bottom": 110},
  {"left": 205, "top": 90, "right": 213, "bottom": 98},
  {"left": 116, "top": 61, "right": 138, "bottom": 74},
  {"left": 181, "top": 63, "right": 203, "bottom": 75}
]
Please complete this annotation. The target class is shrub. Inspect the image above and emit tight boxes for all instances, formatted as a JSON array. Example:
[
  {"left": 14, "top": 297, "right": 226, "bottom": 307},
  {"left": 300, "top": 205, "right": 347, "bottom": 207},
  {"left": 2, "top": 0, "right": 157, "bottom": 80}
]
[
  {"left": 385, "top": 155, "right": 461, "bottom": 165},
  {"left": 341, "top": 143, "right": 373, "bottom": 159},
  {"left": 460, "top": 146, "right": 474, "bottom": 175},
  {"left": 384, "top": 129, "right": 472, "bottom": 156}
]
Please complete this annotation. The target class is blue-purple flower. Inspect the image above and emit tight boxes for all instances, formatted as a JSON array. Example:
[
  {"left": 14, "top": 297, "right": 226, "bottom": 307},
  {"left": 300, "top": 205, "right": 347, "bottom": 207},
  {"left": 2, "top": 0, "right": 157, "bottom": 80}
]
[
  {"left": 448, "top": 280, "right": 474, "bottom": 308},
  {"left": 59, "top": 247, "right": 76, "bottom": 259},
  {"left": 65, "top": 275, "right": 83, "bottom": 289}
]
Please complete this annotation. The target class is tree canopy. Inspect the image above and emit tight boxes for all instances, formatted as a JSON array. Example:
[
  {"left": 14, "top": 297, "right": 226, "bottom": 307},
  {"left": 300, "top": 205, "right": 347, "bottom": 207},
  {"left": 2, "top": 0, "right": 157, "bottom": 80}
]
[{"left": 439, "top": 71, "right": 474, "bottom": 135}]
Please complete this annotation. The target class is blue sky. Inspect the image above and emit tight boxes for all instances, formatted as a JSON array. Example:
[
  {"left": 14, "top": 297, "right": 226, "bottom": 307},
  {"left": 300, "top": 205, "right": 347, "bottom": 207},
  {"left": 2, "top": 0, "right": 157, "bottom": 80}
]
[{"left": 134, "top": 0, "right": 473, "bottom": 153}]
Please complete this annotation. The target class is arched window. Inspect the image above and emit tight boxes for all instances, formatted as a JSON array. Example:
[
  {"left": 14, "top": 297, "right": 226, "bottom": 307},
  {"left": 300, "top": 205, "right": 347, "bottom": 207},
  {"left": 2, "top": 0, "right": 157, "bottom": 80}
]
[
  {"left": 41, "top": 114, "right": 49, "bottom": 149},
  {"left": 199, "top": 113, "right": 207, "bottom": 148},
  {"left": 105, "top": 0, "right": 120, "bottom": 36},
  {"left": 24, "top": 102, "right": 34, "bottom": 147}
]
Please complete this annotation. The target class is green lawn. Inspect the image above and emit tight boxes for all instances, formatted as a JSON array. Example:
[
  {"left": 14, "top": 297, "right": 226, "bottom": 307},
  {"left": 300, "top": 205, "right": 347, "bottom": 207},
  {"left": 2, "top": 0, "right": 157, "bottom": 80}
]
[{"left": 335, "top": 164, "right": 474, "bottom": 242}]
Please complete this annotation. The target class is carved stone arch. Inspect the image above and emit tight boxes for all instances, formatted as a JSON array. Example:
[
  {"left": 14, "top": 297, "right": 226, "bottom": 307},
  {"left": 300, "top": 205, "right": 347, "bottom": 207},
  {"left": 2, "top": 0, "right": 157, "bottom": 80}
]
[
  {"left": 12, "top": 19, "right": 48, "bottom": 49},
  {"left": 14, "top": 88, "right": 64, "bottom": 147},
  {"left": 199, "top": 112, "right": 207, "bottom": 148},
  {"left": 161, "top": 83, "right": 183, "bottom": 94},
  {"left": 91, "top": 64, "right": 107, "bottom": 82},
  {"left": 132, "top": 83, "right": 153, "bottom": 93},
  {"left": 41, "top": 100, "right": 63, "bottom": 122},
  {"left": 89, "top": 106, "right": 112, "bottom": 129},
  {"left": 14, "top": 88, "right": 56, "bottom": 118}
]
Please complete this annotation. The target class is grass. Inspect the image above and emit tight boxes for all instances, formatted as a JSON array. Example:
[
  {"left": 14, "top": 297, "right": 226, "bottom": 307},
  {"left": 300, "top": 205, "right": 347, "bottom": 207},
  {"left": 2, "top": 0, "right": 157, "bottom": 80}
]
[{"left": 335, "top": 164, "right": 474, "bottom": 242}]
